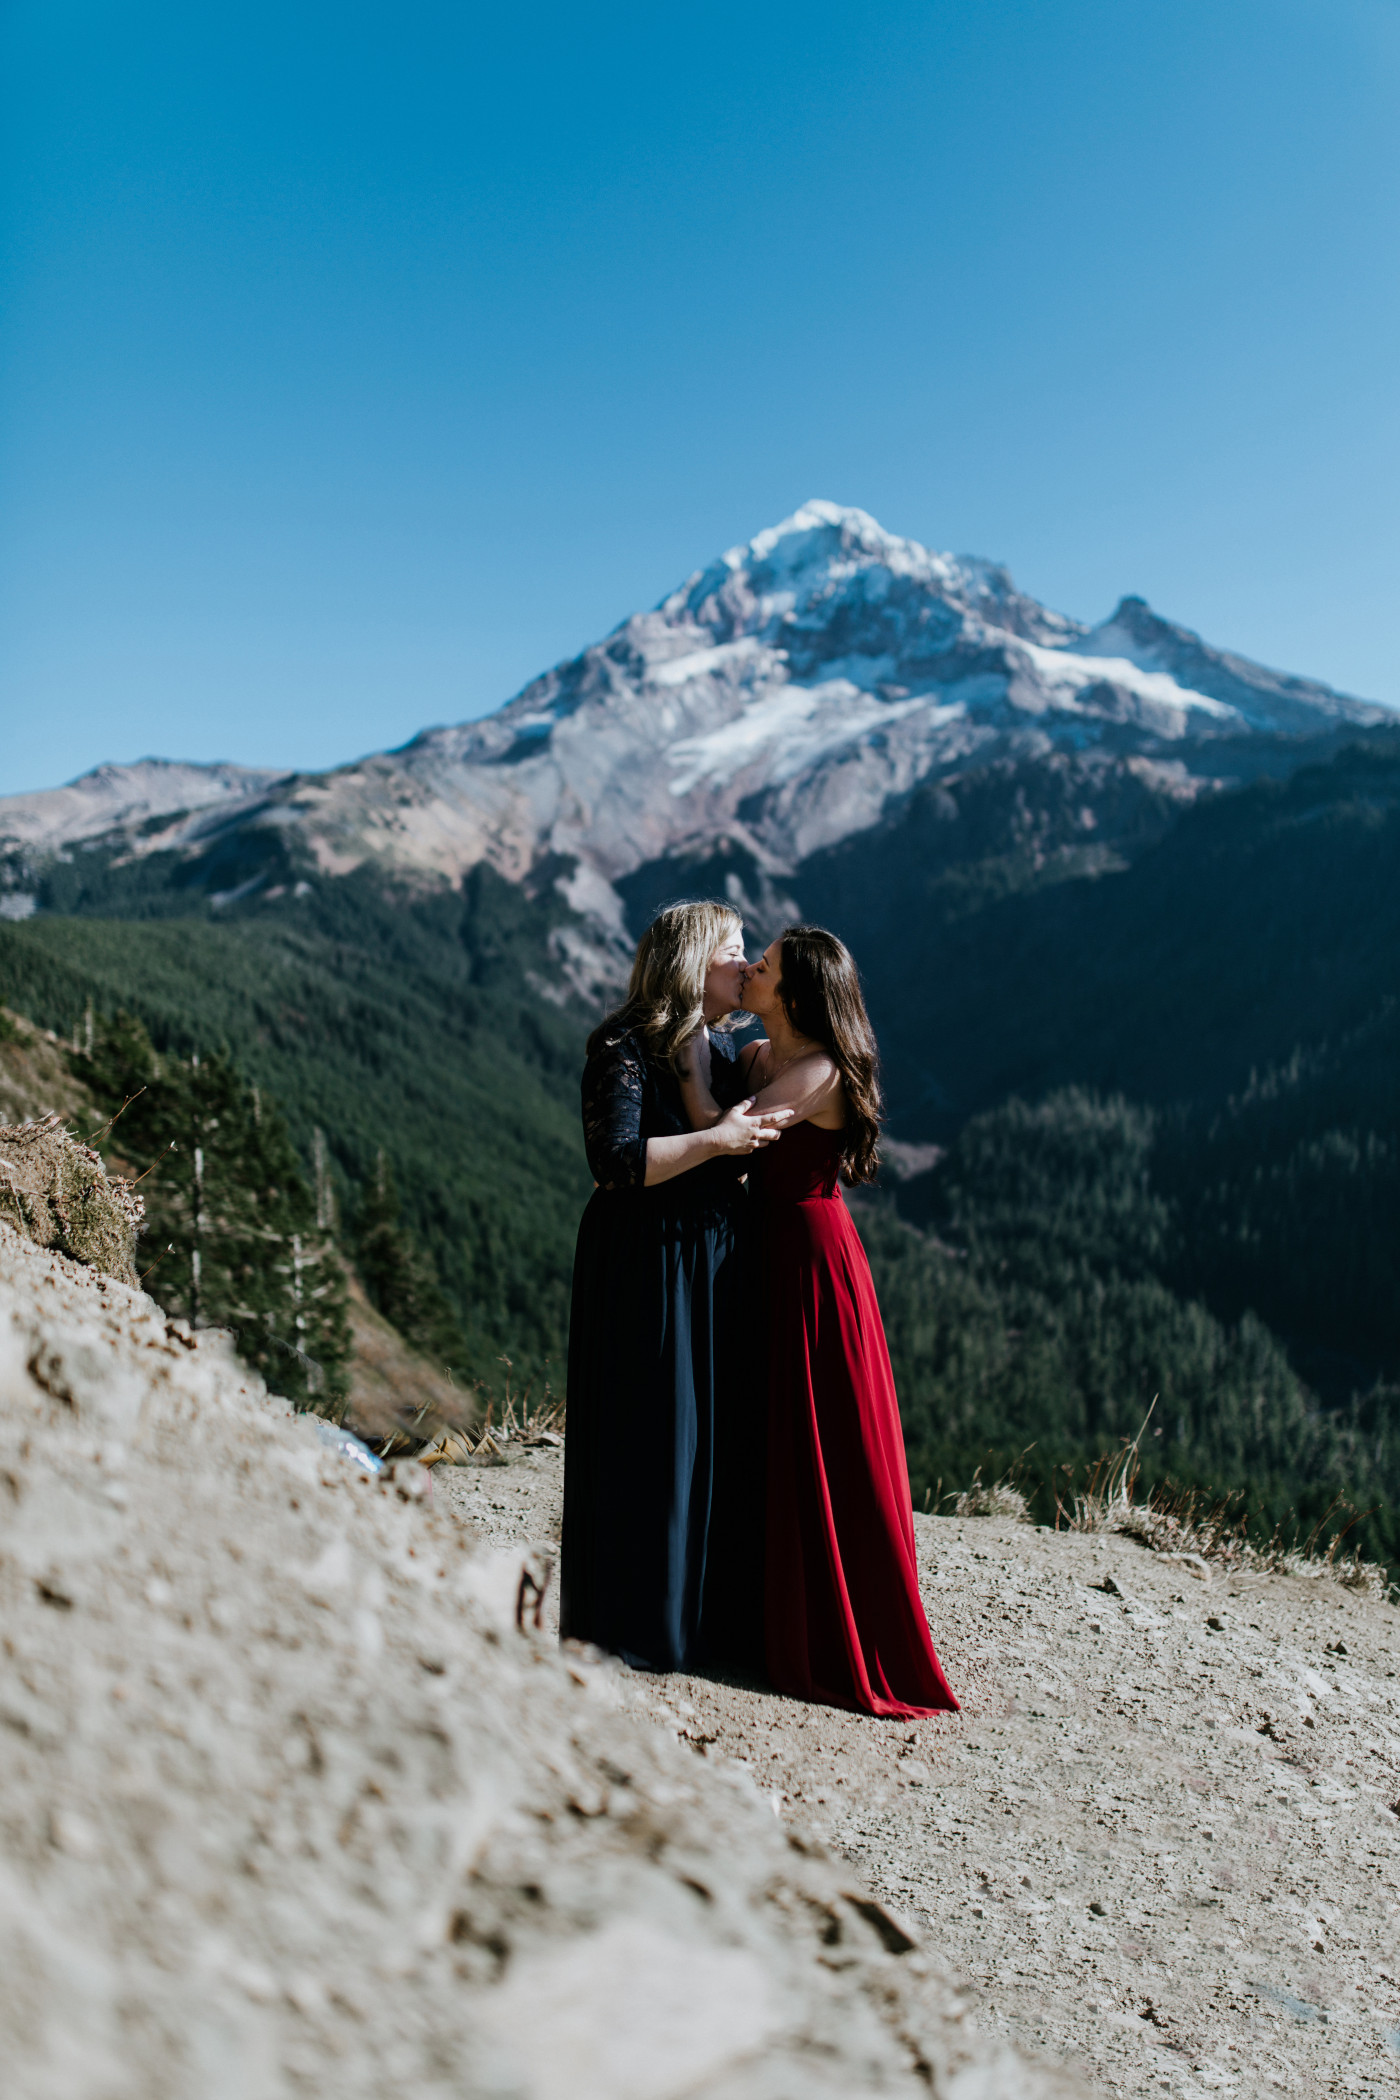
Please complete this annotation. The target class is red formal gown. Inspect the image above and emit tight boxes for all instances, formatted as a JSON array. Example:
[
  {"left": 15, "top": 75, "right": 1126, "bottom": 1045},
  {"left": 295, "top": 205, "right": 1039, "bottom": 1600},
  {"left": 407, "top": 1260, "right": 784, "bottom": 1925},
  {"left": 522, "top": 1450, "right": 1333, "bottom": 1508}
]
[{"left": 757, "top": 1121, "right": 959, "bottom": 1718}]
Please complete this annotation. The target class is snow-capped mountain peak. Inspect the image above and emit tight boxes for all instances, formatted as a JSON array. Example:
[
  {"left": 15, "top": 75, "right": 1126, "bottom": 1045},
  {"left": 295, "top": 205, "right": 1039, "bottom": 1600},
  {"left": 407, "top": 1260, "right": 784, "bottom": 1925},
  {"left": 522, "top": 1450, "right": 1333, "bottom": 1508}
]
[
  {"left": 665, "top": 500, "right": 1084, "bottom": 656},
  {"left": 1076, "top": 595, "right": 1376, "bottom": 736},
  {"left": 0, "top": 507, "right": 1388, "bottom": 938}
]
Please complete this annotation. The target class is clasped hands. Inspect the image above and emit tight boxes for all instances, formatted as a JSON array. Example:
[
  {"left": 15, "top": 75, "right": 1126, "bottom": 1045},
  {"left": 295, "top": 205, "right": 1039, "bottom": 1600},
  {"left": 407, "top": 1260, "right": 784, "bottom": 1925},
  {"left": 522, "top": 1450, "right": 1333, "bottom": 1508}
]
[{"left": 681, "top": 1024, "right": 790, "bottom": 1154}]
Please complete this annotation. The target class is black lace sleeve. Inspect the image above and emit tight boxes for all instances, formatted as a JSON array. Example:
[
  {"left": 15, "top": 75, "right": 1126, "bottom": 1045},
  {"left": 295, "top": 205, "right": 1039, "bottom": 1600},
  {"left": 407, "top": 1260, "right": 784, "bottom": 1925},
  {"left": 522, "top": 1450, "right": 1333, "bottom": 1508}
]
[{"left": 580, "top": 1035, "right": 647, "bottom": 1190}]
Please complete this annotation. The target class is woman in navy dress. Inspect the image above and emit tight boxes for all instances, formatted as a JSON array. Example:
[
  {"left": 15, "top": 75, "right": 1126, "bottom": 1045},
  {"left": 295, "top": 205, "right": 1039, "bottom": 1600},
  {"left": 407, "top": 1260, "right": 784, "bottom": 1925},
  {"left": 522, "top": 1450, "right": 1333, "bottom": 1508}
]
[{"left": 560, "top": 901, "right": 786, "bottom": 1673}]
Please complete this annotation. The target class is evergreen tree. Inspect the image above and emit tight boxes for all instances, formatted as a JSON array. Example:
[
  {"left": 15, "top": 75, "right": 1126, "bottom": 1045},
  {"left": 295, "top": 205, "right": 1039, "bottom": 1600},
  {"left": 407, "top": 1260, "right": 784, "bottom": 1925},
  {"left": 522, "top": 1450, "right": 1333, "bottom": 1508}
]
[
  {"left": 81, "top": 1013, "right": 351, "bottom": 1414},
  {"left": 354, "top": 1151, "right": 467, "bottom": 1373}
]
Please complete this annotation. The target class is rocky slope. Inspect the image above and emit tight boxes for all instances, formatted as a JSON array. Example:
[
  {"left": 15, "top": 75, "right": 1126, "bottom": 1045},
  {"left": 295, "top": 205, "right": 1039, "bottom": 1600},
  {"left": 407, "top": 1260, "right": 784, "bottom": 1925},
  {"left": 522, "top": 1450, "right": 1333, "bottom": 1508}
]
[
  {"left": 1, "top": 504, "right": 1387, "bottom": 954},
  {"left": 0, "top": 1219, "right": 1079, "bottom": 2100},
  {"left": 0, "top": 760, "right": 289, "bottom": 853}
]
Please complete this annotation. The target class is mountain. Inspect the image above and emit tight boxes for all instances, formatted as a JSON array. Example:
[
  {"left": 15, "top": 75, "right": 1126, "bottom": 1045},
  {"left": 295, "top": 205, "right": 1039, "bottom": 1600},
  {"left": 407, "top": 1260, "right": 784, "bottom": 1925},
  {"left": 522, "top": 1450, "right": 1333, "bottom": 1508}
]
[
  {"left": 0, "top": 759, "right": 288, "bottom": 893},
  {"left": 1, "top": 502, "right": 1386, "bottom": 965}
]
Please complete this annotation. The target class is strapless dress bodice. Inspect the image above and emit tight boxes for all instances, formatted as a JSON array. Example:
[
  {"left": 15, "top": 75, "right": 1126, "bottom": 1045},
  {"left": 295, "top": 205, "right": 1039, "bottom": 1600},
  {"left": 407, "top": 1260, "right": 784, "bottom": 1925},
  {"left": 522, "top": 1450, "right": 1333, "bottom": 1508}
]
[{"left": 754, "top": 1119, "right": 845, "bottom": 1204}]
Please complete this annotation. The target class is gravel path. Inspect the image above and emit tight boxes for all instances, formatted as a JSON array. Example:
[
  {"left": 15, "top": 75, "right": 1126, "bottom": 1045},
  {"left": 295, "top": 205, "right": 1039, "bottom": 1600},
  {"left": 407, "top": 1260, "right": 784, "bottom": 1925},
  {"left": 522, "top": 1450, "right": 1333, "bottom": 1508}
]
[{"left": 439, "top": 1446, "right": 1400, "bottom": 2098}]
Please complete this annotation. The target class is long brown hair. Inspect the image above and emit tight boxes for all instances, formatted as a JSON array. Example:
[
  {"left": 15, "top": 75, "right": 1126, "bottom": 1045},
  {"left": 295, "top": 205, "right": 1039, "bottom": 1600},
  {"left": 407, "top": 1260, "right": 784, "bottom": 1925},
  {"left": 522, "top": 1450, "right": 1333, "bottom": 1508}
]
[
  {"left": 587, "top": 900, "right": 743, "bottom": 1073},
  {"left": 775, "top": 924, "right": 883, "bottom": 1184}
]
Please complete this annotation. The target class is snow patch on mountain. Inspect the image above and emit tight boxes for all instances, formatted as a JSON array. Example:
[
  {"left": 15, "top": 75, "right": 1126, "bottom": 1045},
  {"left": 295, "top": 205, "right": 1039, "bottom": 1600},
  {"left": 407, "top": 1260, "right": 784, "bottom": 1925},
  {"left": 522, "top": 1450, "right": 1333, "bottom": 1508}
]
[
  {"left": 649, "top": 637, "right": 766, "bottom": 689},
  {"left": 667, "top": 683, "right": 934, "bottom": 797},
  {"left": 1008, "top": 640, "right": 1235, "bottom": 725}
]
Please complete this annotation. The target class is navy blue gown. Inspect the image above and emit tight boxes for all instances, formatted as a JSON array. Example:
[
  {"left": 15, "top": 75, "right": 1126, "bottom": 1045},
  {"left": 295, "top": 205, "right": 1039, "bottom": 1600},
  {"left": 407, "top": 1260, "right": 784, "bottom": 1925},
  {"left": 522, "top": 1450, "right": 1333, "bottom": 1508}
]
[{"left": 560, "top": 1028, "right": 761, "bottom": 1672}]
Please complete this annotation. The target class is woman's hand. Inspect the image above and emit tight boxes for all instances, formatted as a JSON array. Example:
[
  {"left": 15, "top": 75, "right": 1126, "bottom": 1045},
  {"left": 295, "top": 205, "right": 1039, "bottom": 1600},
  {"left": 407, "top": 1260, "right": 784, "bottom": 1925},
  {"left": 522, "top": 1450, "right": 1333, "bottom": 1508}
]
[
  {"left": 644, "top": 1087, "right": 788, "bottom": 1186},
  {"left": 711, "top": 1097, "right": 791, "bottom": 1155}
]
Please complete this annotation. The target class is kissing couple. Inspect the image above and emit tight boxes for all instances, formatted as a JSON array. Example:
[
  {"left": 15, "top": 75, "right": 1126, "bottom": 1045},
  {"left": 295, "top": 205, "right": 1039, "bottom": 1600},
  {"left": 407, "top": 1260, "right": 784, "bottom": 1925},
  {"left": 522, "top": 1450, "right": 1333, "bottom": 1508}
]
[{"left": 561, "top": 900, "right": 957, "bottom": 1719}]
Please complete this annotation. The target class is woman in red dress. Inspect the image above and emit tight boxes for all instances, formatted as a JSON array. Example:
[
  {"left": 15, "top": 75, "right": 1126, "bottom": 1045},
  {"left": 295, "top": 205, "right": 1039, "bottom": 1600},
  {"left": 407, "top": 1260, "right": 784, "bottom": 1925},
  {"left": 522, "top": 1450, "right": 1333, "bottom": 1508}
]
[{"left": 686, "top": 925, "right": 958, "bottom": 1719}]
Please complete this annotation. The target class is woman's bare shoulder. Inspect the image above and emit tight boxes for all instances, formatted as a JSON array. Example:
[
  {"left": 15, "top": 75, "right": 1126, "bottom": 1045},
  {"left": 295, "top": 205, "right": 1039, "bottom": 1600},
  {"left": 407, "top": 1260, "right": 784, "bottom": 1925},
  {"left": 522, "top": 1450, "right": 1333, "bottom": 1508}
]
[{"left": 792, "top": 1045, "right": 840, "bottom": 1082}]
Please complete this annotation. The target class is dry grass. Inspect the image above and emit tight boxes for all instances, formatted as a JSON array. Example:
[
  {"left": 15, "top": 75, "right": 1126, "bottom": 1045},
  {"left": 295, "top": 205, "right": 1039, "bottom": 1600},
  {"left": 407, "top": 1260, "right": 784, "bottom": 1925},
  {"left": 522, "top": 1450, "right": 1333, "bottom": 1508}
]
[
  {"left": 1053, "top": 1406, "right": 1392, "bottom": 1599},
  {"left": 406, "top": 1361, "right": 566, "bottom": 1468},
  {"left": 0, "top": 1112, "right": 144, "bottom": 1283},
  {"left": 929, "top": 1444, "right": 1038, "bottom": 1523},
  {"left": 947, "top": 1465, "right": 1033, "bottom": 1522}
]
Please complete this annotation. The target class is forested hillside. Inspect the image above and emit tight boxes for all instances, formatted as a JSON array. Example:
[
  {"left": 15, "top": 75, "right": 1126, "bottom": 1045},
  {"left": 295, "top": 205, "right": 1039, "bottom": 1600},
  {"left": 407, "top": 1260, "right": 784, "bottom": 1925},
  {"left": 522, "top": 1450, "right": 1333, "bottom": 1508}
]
[
  {"left": 810, "top": 733, "right": 1400, "bottom": 1128},
  {"left": 840, "top": 738, "right": 1400, "bottom": 1404},
  {"left": 866, "top": 1091, "right": 1400, "bottom": 1569},
  {"left": 830, "top": 739, "right": 1400, "bottom": 1564}
]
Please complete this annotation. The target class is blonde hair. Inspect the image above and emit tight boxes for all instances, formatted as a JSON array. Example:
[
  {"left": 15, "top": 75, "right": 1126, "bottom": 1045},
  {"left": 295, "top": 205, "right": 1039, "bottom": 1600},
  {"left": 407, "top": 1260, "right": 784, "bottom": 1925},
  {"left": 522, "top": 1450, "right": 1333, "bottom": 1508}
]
[{"left": 588, "top": 900, "right": 743, "bottom": 1073}]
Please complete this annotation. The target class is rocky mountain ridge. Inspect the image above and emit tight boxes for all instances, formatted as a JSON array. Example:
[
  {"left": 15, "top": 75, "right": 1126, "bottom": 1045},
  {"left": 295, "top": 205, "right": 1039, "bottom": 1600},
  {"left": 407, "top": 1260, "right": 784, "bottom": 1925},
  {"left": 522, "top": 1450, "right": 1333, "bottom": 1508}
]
[
  {"left": 0, "top": 757, "right": 289, "bottom": 858},
  {"left": 2, "top": 502, "right": 1388, "bottom": 950}
]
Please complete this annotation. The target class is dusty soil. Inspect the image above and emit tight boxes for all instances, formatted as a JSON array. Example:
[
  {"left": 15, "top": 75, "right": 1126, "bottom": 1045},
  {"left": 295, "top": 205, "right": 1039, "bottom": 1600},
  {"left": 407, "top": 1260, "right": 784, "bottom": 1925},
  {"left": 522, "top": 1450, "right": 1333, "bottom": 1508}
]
[
  {"left": 0, "top": 1220, "right": 1075, "bottom": 2100},
  {"left": 440, "top": 1445, "right": 1400, "bottom": 2098}
]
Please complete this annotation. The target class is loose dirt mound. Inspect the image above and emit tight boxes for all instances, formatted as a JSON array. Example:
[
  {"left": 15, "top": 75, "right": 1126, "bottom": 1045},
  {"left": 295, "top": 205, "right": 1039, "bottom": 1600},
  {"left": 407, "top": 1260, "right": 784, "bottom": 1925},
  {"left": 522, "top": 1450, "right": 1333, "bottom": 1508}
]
[{"left": 0, "top": 1220, "right": 1078, "bottom": 2100}]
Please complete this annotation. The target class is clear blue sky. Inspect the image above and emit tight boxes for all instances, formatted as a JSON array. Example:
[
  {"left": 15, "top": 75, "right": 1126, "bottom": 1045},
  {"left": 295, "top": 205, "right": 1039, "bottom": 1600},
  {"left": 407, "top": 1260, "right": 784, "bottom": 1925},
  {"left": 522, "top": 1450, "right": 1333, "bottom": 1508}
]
[{"left": 3, "top": 0, "right": 1398, "bottom": 795}]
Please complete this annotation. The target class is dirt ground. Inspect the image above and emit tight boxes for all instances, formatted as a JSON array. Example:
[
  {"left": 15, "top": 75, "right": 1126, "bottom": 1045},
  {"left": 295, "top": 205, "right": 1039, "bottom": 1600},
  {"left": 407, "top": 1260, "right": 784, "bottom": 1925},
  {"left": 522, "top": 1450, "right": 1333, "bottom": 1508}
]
[
  {"left": 1, "top": 1221, "right": 1078, "bottom": 2100},
  {"left": 439, "top": 1446, "right": 1400, "bottom": 2099}
]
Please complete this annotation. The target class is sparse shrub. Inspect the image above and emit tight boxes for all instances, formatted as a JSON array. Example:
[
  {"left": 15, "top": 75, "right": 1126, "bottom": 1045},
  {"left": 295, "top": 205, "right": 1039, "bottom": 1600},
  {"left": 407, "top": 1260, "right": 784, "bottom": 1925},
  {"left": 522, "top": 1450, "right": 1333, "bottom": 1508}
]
[
  {"left": 1054, "top": 1408, "right": 1392, "bottom": 1598},
  {"left": 0, "top": 1112, "right": 143, "bottom": 1281}
]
